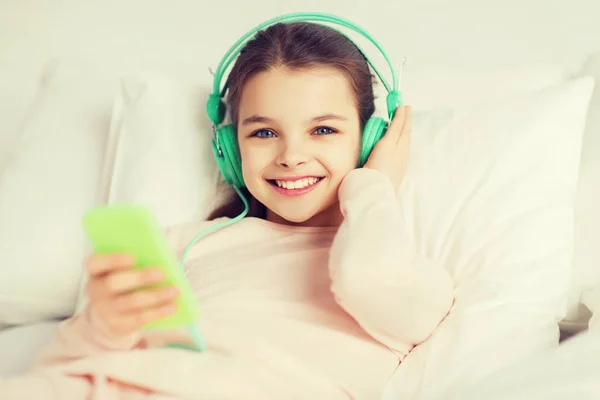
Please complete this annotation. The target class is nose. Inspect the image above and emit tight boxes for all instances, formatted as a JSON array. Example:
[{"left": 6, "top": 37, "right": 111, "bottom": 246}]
[{"left": 275, "top": 139, "right": 308, "bottom": 169}]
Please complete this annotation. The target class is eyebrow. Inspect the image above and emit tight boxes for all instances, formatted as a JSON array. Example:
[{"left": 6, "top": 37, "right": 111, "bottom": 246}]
[{"left": 241, "top": 113, "right": 347, "bottom": 126}]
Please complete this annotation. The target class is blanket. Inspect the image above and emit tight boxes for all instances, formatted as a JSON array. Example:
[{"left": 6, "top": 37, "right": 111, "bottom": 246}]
[{"left": 0, "top": 347, "right": 354, "bottom": 399}]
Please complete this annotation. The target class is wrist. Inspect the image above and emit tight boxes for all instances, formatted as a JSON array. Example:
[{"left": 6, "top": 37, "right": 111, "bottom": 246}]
[{"left": 85, "top": 306, "right": 142, "bottom": 350}]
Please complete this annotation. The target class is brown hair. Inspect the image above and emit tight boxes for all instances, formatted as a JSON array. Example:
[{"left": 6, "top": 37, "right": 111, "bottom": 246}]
[{"left": 208, "top": 21, "right": 376, "bottom": 220}]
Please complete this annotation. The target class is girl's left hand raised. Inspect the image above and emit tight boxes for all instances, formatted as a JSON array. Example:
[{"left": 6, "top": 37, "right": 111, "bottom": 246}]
[{"left": 363, "top": 105, "right": 412, "bottom": 190}]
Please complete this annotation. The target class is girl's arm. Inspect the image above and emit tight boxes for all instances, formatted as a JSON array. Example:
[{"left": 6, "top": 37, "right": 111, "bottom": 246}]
[{"left": 329, "top": 168, "right": 454, "bottom": 355}]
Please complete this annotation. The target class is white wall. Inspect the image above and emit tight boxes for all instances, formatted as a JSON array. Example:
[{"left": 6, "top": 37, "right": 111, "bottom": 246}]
[
  {"left": 1, "top": 0, "right": 598, "bottom": 81},
  {"left": 2, "top": 0, "right": 597, "bottom": 155}
]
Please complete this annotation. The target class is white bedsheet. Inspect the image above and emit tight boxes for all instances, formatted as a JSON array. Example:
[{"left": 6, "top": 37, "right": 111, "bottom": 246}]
[{"left": 2, "top": 322, "right": 597, "bottom": 399}]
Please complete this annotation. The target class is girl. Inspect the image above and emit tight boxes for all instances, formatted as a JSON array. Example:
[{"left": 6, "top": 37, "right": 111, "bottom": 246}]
[{"left": 5, "top": 21, "right": 454, "bottom": 399}]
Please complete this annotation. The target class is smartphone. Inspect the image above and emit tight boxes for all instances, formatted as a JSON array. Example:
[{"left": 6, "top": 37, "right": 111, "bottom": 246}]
[{"left": 82, "top": 204, "right": 199, "bottom": 331}]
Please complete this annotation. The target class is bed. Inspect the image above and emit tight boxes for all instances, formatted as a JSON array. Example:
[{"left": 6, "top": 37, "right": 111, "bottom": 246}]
[{"left": 1, "top": 1, "right": 600, "bottom": 399}]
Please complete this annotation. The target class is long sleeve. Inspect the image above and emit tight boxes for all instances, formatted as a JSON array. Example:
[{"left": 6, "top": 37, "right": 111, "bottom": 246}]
[
  {"left": 329, "top": 168, "right": 454, "bottom": 355},
  {"left": 27, "top": 305, "right": 144, "bottom": 372}
]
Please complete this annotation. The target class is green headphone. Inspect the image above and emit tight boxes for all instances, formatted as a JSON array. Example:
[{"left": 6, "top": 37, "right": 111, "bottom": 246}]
[{"left": 206, "top": 12, "right": 404, "bottom": 190}]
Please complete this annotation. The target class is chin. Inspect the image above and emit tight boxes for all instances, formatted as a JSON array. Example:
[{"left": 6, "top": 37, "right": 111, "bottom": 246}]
[
  {"left": 270, "top": 208, "right": 319, "bottom": 225},
  {"left": 267, "top": 201, "right": 340, "bottom": 227}
]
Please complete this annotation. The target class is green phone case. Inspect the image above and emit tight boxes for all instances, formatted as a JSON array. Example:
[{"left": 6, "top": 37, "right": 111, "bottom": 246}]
[{"left": 82, "top": 204, "right": 199, "bottom": 330}]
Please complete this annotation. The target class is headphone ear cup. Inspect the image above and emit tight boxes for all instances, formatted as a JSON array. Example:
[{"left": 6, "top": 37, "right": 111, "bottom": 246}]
[
  {"left": 212, "top": 124, "right": 246, "bottom": 188},
  {"left": 358, "top": 117, "right": 387, "bottom": 167}
]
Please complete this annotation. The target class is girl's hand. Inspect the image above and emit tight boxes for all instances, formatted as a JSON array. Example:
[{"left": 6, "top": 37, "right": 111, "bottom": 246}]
[
  {"left": 85, "top": 253, "right": 180, "bottom": 339},
  {"left": 363, "top": 105, "right": 412, "bottom": 190}
]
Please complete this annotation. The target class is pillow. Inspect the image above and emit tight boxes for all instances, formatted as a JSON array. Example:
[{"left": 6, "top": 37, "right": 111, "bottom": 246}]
[
  {"left": 400, "top": 64, "right": 567, "bottom": 111},
  {"left": 75, "top": 64, "right": 564, "bottom": 311},
  {"left": 389, "top": 77, "right": 595, "bottom": 399},
  {"left": 73, "top": 74, "right": 227, "bottom": 312},
  {"left": 0, "top": 59, "right": 118, "bottom": 325},
  {"left": 72, "top": 62, "right": 569, "bottom": 233},
  {"left": 89, "top": 63, "right": 569, "bottom": 229},
  {"left": 561, "top": 53, "right": 600, "bottom": 334},
  {"left": 582, "top": 286, "right": 600, "bottom": 334},
  {"left": 0, "top": 65, "right": 45, "bottom": 330},
  {"left": 369, "top": 64, "right": 567, "bottom": 122},
  {"left": 442, "top": 328, "right": 600, "bottom": 400},
  {"left": 0, "top": 63, "right": 45, "bottom": 168},
  {"left": 103, "top": 74, "right": 224, "bottom": 226}
]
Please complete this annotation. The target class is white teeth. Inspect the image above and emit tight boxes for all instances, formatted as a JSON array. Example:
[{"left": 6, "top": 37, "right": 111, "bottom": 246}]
[{"left": 274, "top": 177, "right": 320, "bottom": 189}]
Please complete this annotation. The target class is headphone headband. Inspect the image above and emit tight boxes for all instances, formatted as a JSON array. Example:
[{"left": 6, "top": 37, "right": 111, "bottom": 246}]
[{"left": 206, "top": 12, "right": 401, "bottom": 127}]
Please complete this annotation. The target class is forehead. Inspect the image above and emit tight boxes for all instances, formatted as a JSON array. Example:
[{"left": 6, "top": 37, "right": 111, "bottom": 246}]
[{"left": 238, "top": 66, "right": 357, "bottom": 121}]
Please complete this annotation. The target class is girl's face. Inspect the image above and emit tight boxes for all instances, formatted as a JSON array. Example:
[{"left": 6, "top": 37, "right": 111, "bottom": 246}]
[{"left": 237, "top": 66, "right": 361, "bottom": 227}]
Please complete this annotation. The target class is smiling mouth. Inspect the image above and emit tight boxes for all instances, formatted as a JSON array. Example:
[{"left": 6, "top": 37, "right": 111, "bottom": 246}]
[{"left": 267, "top": 177, "right": 324, "bottom": 190}]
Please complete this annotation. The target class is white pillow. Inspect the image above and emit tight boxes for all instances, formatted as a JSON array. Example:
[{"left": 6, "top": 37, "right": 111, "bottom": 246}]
[
  {"left": 562, "top": 53, "right": 600, "bottom": 333},
  {"left": 0, "top": 57, "right": 570, "bottom": 326},
  {"left": 104, "top": 74, "right": 224, "bottom": 226},
  {"left": 369, "top": 64, "right": 567, "bottom": 121},
  {"left": 401, "top": 64, "right": 567, "bottom": 111},
  {"left": 582, "top": 286, "right": 600, "bottom": 334},
  {"left": 0, "top": 64, "right": 45, "bottom": 168},
  {"left": 68, "top": 63, "right": 566, "bottom": 314},
  {"left": 97, "top": 63, "right": 568, "bottom": 228},
  {"left": 0, "top": 60, "right": 118, "bottom": 325},
  {"left": 78, "top": 62, "right": 569, "bottom": 231},
  {"left": 441, "top": 328, "right": 600, "bottom": 400},
  {"left": 390, "top": 77, "right": 595, "bottom": 399},
  {"left": 73, "top": 74, "right": 227, "bottom": 313}
]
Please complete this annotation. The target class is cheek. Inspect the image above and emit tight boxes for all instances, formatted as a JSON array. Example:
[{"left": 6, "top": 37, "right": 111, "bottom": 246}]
[
  {"left": 333, "top": 152, "right": 359, "bottom": 173},
  {"left": 325, "top": 137, "right": 361, "bottom": 176},
  {"left": 239, "top": 143, "right": 269, "bottom": 180},
  {"left": 343, "top": 132, "right": 362, "bottom": 165}
]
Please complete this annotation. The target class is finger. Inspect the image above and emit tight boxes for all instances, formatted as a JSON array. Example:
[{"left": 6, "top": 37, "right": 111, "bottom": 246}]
[
  {"left": 386, "top": 105, "right": 407, "bottom": 140},
  {"left": 86, "top": 276, "right": 105, "bottom": 303},
  {"left": 103, "top": 267, "right": 166, "bottom": 295},
  {"left": 397, "top": 106, "right": 412, "bottom": 144},
  {"left": 113, "top": 285, "right": 179, "bottom": 313},
  {"left": 117, "top": 303, "right": 178, "bottom": 332},
  {"left": 87, "top": 253, "right": 136, "bottom": 277}
]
